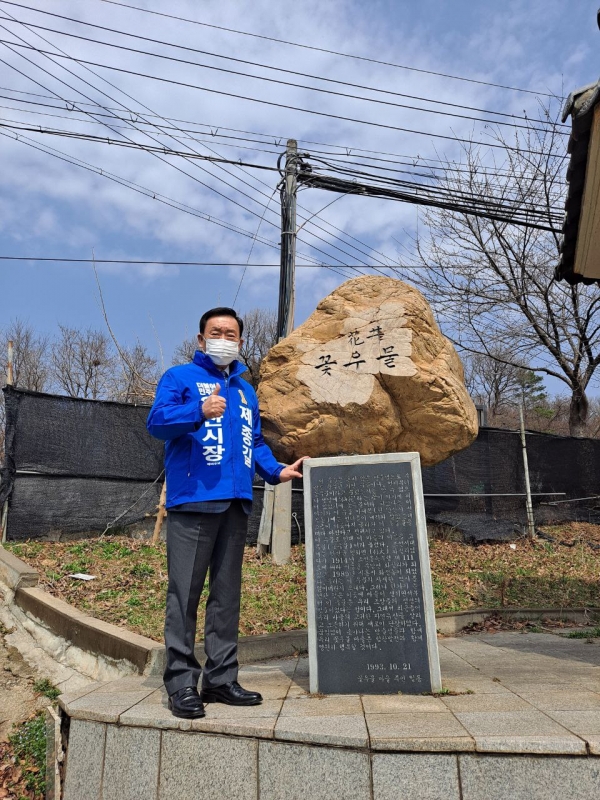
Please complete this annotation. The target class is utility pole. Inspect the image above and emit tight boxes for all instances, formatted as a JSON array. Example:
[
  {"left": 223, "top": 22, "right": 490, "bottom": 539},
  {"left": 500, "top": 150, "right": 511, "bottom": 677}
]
[
  {"left": 258, "top": 140, "right": 298, "bottom": 563},
  {"left": 1, "top": 340, "right": 13, "bottom": 542},
  {"left": 277, "top": 139, "right": 298, "bottom": 340},
  {"left": 519, "top": 404, "right": 536, "bottom": 539}
]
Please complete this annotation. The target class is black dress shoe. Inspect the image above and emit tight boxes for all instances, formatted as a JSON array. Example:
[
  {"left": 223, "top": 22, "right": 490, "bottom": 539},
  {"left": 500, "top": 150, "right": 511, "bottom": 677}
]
[
  {"left": 201, "top": 681, "right": 263, "bottom": 706},
  {"left": 168, "top": 686, "right": 206, "bottom": 719}
]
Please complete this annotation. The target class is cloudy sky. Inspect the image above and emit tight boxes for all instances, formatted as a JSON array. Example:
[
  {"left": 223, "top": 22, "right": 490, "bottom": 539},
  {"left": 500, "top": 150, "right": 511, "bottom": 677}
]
[{"left": 0, "top": 0, "right": 598, "bottom": 367}]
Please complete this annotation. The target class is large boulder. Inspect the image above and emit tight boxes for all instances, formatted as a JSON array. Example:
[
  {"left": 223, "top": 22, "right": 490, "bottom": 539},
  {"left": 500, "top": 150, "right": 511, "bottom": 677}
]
[{"left": 258, "top": 276, "right": 478, "bottom": 466}]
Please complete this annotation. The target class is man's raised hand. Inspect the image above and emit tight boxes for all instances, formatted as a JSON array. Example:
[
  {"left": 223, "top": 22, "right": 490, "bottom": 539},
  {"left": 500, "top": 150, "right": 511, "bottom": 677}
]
[
  {"left": 202, "top": 384, "right": 226, "bottom": 419},
  {"left": 279, "top": 456, "right": 309, "bottom": 483}
]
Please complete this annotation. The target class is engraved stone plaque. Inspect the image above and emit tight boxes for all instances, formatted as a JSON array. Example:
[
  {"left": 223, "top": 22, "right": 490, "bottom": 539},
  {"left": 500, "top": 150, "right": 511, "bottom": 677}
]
[{"left": 304, "top": 453, "right": 441, "bottom": 695}]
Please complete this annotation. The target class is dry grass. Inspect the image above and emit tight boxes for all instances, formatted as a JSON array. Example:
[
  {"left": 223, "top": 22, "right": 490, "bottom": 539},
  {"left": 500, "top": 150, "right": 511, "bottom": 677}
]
[
  {"left": 4, "top": 538, "right": 306, "bottom": 641},
  {"left": 5, "top": 521, "right": 600, "bottom": 641}
]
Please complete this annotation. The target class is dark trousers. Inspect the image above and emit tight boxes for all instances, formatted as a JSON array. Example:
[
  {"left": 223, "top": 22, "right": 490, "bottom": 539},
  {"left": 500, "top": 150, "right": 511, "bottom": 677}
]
[{"left": 163, "top": 502, "right": 248, "bottom": 696}]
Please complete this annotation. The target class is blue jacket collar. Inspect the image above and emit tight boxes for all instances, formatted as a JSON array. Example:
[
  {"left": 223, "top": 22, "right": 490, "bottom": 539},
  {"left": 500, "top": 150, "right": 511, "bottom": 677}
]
[{"left": 192, "top": 350, "right": 247, "bottom": 378}]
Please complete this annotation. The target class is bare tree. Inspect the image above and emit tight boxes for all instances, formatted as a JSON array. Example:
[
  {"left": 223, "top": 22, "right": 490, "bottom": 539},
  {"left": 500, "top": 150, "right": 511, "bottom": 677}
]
[
  {"left": 0, "top": 319, "right": 49, "bottom": 457},
  {"left": 51, "top": 325, "right": 114, "bottom": 400},
  {"left": 405, "top": 103, "right": 600, "bottom": 437},
  {"left": 464, "top": 349, "right": 522, "bottom": 414},
  {"left": 110, "top": 342, "right": 159, "bottom": 404},
  {"left": 0, "top": 318, "right": 49, "bottom": 391},
  {"left": 172, "top": 336, "right": 197, "bottom": 366},
  {"left": 238, "top": 308, "right": 278, "bottom": 388}
]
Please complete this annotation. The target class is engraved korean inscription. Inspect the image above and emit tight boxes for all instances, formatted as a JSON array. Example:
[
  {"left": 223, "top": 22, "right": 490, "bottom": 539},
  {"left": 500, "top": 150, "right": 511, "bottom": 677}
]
[{"left": 309, "top": 461, "right": 432, "bottom": 694}]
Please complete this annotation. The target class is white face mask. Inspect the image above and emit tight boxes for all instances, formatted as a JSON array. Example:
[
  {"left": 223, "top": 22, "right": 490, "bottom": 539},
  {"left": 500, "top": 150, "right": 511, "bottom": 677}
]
[{"left": 204, "top": 338, "right": 239, "bottom": 366}]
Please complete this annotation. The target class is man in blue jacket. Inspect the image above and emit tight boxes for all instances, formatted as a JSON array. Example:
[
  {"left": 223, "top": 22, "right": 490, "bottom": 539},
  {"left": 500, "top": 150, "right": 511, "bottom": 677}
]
[{"left": 147, "top": 307, "right": 305, "bottom": 719}]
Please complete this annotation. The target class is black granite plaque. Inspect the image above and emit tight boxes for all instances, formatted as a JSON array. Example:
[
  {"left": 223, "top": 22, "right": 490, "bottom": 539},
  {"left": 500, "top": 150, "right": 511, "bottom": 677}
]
[{"left": 305, "top": 456, "right": 440, "bottom": 694}]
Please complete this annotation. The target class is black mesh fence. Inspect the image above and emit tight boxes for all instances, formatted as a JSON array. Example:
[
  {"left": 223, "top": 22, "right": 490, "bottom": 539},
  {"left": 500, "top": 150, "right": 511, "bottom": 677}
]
[
  {"left": 2, "top": 386, "right": 600, "bottom": 543},
  {"left": 422, "top": 428, "right": 600, "bottom": 541},
  {"left": 1, "top": 386, "right": 163, "bottom": 540}
]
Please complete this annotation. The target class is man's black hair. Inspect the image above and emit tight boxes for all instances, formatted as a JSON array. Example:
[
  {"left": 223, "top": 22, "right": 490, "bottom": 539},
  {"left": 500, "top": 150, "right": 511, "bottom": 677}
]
[{"left": 199, "top": 307, "right": 244, "bottom": 336}]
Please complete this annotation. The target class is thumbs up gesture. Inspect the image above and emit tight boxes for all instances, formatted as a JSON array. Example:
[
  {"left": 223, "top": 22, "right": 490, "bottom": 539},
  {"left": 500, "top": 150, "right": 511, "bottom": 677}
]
[{"left": 202, "top": 384, "right": 226, "bottom": 419}]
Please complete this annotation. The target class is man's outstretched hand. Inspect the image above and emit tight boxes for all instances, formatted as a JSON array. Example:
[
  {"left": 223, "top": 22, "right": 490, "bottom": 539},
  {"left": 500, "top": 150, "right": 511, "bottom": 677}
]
[{"left": 279, "top": 456, "right": 309, "bottom": 483}]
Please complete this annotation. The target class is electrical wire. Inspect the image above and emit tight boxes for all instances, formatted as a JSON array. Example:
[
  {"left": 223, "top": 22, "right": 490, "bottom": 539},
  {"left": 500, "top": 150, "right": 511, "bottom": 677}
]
[
  {"left": 0, "top": 15, "right": 387, "bottom": 272},
  {"left": 0, "top": 86, "right": 561, "bottom": 182},
  {"left": 0, "top": 28, "right": 366, "bottom": 273},
  {"left": 2, "top": 119, "right": 561, "bottom": 225},
  {"left": 0, "top": 14, "right": 564, "bottom": 271},
  {"left": 0, "top": 14, "right": 401, "bottom": 274},
  {"left": 91, "top": 0, "right": 560, "bottom": 99},
  {"left": 300, "top": 172, "right": 560, "bottom": 232},
  {"left": 0, "top": 255, "right": 378, "bottom": 268},
  {"left": 0, "top": 127, "right": 358, "bottom": 277},
  {"left": 0, "top": 38, "right": 564, "bottom": 157},
  {"left": 0, "top": 97, "right": 562, "bottom": 195},
  {"left": 0, "top": 119, "right": 281, "bottom": 168},
  {"left": 306, "top": 158, "right": 564, "bottom": 222},
  {"left": 0, "top": 9, "right": 569, "bottom": 134}
]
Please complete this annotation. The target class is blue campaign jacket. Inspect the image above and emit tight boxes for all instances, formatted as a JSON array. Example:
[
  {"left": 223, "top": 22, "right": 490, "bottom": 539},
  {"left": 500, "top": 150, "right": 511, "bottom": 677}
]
[{"left": 147, "top": 351, "right": 283, "bottom": 508}]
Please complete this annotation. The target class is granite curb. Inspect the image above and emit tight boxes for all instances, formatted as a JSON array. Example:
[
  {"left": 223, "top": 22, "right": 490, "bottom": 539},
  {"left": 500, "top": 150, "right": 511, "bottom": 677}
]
[
  {"left": 0, "top": 545, "right": 39, "bottom": 590},
  {"left": 3, "top": 546, "right": 600, "bottom": 678}
]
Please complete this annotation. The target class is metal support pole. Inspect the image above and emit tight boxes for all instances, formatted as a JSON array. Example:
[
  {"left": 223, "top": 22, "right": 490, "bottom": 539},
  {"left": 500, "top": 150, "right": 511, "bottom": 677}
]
[
  {"left": 259, "top": 140, "right": 298, "bottom": 561},
  {"left": 1, "top": 340, "right": 14, "bottom": 542},
  {"left": 519, "top": 404, "right": 536, "bottom": 539}
]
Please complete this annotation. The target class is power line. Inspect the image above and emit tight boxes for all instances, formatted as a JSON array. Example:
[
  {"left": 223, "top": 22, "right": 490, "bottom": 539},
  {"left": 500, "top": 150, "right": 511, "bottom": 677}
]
[
  {"left": 0, "top": 129, "right": 360, "bottom": 282},
  {"left": 0, "top": 256, "right": 499, "bottom": 270},
  {"left": 2, "top": 120, "right": 561, "bottom": 223},
  {"left": 0, "top": 97, "right": 539, "bottom": 192},
  {"left": 0, "top": 38, "right": 563, "bottom": 157},
  {"left": 0, "top": 127, "right": 350, "bottom": 274},
  {"left": 91, "top": 0, "right": 560, "bottom": 99},
  {"left": 0, "top": 39, "right": 292, "bottom": 229},
  {"left": 300, "top": 172, "right": 560, "bottom": 232},
  {"left": 0, "top": 8, "right": 568, "bottom": 134},
  {"left": 2, "top": 15, "right": 402, "bottom": 275},
  {"left": 307, "top": 158, "right": 564, "bottom": 222},
  {"left": 0, "top": 86, "right": 560, "bottom": 181},
  {"left": 0, "top": 256, "right": 365, "bottom": 267},
  {"left": 0, "top": 18, "right": 385, "bottom": 273},
  {"left": 0, "top": 119, "right": 281, "bottom": 169}
]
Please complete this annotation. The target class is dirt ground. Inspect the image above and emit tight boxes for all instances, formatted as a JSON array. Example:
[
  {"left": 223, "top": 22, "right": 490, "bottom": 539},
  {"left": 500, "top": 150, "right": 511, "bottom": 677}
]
[{"left": 0, "top": 622, "right": 46, "bottom": 744}]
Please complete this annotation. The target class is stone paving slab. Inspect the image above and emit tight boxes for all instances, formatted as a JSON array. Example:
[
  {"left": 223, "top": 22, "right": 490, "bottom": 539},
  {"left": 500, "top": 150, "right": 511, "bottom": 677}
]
[
  {"left": 58, "top": 632, "right": 600, "bottom": 800},
  {"left": 459, "top": 753, "right": 600, "bottom": 800},
  {"left": 59, "top": 632, "right": 600, "bottom": 757},
  {"left": 259, "top": 740, "right": 371, "bottom": 800},
  {"left": 454, "top": 709, "right": 576, "bottom": 738},
  {"left": 519, "top": 690, "right": 600, "bottom": 711},
  {"left": 191, "top": 714, "right": 278, "bottom": 738},
  {"left": 159, "top": 731, "right": 258, "bottom": 800},
  {"left": 362, "top": 694, "right": 447, "bottom": 713},
  {"left": 372, "top": 753, "right": 461, "bottom": 800},
  {"left": 366, "top": 711, "right": 473, "bottom": 749},
  {"left": 275, "top": 713, "right": 369, "bottom": 747},
  {"left": 102, "top": 726, "right": 160, "bottom": 800},
  {"left": 280, "top": 695, "right": 363, "bottom": 716},
  {"left": 62, "top": 688, "right": 156, "bottom": 723},
  {"left": 545, "top": 710, "right": 600, "bottom": 735},
  {"left": 473, "top": 735, "right": 587, "bottom": 755}
]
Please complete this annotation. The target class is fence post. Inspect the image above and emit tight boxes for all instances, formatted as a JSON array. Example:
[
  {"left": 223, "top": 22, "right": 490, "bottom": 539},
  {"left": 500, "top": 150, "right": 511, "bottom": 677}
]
[
  {"left": 519, "top": 404, "right": 536, "bottom": 539},
  {"left": 1, "top": 340, "right": 13, "bottom": 542},
  {"left": 151, "top": 480, "right": 167, "bottom": 545}
]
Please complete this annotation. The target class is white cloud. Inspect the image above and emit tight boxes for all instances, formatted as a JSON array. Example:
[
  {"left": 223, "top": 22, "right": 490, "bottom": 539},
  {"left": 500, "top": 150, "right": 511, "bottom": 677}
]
[{"left": 0, "top": 0, "right": 595, "bottom": 358}]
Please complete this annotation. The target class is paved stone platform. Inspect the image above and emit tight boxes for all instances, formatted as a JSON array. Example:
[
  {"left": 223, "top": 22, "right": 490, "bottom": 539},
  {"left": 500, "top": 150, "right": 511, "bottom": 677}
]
[{"left": 58, "top": 631, "right": 600, "bottom": 799}]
